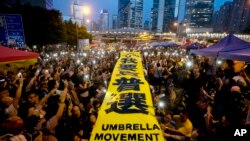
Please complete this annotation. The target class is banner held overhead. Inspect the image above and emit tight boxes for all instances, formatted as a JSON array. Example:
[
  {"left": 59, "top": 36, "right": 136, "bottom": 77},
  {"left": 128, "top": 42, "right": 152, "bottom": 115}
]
[{"left": 90, "top": 52, "right": 164, "bottom": 141}]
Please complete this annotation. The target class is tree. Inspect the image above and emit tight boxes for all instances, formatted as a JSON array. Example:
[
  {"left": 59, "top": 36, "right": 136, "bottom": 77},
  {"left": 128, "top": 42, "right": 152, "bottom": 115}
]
[
  {"left": 64, "top": 20, "right": 92, "bottom": 46},
  {"left": 64, "top": 20, "right": 77, "bottom": 46},
  {"left": 0, "top": 4, "right": 92, "bottom": 47},
  {"left": 78, "top": 24, "right": 92, "bottom": 43},
  {"left": 18, "top": 5, "right": 66, "bottom": 47}
]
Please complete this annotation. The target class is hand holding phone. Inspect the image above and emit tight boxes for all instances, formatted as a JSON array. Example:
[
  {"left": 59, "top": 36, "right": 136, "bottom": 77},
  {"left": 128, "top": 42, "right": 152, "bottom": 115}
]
[
  {"left": 17, "top": 72, "right": 22, "bottom": 78},
  {"left": 56, "top": 90, "right": 62, "bottom": 95},
  {"left": 35, "top": 69, "right": 40, "bottom": 76}
]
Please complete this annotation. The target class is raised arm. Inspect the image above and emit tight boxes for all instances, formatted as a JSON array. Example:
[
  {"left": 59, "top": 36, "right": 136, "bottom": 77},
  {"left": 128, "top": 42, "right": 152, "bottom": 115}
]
[
  {"left": 37, "top": 88, "right": 57, "bottom": 107},
  {"left": 13, "top": 75, "right": 23, "bottom": 109},
  {"left": 25, "top": 75, "right": 38, "bottom": 92},
  {"left": 55, "top": 80, "right": 68, "bottom": 119}
]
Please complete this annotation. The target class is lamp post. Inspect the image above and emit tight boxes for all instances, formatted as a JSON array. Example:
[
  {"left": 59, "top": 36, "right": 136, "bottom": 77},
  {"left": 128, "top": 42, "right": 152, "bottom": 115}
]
[
  {"left": 73, "top": 3, "right": 90, "bottom": 50},
  {"left": 174, "top": 22, "right": 178, "bottom": 41},
  {"left": 175, "top": 22, "right": 187, "bottom": 41}
]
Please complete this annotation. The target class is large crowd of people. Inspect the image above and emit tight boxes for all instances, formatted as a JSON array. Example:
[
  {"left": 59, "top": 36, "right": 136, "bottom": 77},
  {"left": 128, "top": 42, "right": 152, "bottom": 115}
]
[{"left": 0, "top": 43, "right": 249, "bottom": 141}]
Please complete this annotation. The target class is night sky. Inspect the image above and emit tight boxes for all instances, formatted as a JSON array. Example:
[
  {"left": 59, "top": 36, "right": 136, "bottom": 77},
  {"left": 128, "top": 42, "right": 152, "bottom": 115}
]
[{"left": 53, "top": 0, "right": 232, "bottom": 27}]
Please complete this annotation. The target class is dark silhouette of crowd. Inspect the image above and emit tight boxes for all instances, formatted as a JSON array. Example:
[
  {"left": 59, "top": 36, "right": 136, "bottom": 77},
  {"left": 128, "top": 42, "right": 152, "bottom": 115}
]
[{"left": 0, "top": 45, "right": 249, "bottom": 141}]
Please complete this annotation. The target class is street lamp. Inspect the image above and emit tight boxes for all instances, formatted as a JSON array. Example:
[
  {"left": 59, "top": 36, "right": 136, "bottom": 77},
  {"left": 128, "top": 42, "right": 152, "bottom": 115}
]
[
  {"left": 86, "top": 19, "right": 90, "bottom": 23},
  {"left": 174, "top": 22, "right": 178, "bottom": 41},
  {"left": 73, "top": 3, "right": 90, "bottom": 50}
]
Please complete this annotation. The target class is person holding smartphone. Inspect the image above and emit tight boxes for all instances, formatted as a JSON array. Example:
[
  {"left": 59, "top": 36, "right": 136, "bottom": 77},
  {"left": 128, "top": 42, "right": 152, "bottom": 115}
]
[{"left": 0, "top": 72, "right": 23, "bottom": 117}]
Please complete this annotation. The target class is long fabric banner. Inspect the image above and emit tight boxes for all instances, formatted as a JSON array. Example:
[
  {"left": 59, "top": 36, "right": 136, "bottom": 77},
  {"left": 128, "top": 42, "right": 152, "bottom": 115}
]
[{"left": 90, "top": 52, "right": 164, "bottom": 141}]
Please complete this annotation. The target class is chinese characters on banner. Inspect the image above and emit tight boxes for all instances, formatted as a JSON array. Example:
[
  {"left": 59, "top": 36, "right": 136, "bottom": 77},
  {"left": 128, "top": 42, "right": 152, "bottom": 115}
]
[{"left": 90, "top": 52, "right": 164, "bottom": 141}]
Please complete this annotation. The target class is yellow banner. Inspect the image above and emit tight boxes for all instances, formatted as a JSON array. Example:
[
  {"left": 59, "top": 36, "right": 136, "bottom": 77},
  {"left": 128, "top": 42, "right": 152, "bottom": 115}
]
[{"left": 90, "top": 52, "right": 164, "bottom": 141}]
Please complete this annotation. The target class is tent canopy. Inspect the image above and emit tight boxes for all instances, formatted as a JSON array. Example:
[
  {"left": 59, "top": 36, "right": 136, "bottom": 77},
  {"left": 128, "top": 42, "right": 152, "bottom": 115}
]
[
  {"left": 187, "top": 42, "right": 201, "bottom": 50},
  {"left": 219, "top": 48, "right": 250, "bottom": 62},
  {"left": 160, "top": 41, "right": 178, "bottom": 47},
  {"left": 149, "top": 41, "right": 178, "bottom": 47},
  {"left": 191, "top": 34, "right": 250, "bottom": 57},
  {"left": 149, "top": 42, "right": 160, "bottom": 47},
  {"left": 0, "top": 46, "right": 39, "bottom": 62}
]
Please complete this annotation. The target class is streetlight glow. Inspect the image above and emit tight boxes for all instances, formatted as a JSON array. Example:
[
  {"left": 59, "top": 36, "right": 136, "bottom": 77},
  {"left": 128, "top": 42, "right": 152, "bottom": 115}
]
[{"left": 82, "top": 5, "right": 90, "bottom": 15}]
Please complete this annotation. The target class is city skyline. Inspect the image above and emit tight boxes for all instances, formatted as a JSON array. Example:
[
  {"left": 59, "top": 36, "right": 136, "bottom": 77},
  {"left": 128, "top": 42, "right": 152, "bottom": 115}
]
[{"left": 54, "top": 0, "right": 232, "bottom": 28}]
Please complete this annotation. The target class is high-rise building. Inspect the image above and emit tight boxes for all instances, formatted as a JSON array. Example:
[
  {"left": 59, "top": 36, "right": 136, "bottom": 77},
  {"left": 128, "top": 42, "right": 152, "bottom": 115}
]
[
  {"left": 118, "top": 0, "right": 143, "bottom": 29},
  {"left": 99, "top": 9, "right": 109, "bottom": 31},
  {"left": 90, "top": 21, "right": 99, "bottom": 31},
  {"left": 130, "top": 0, "right": 143, "bottom": 29},
  {"left": 185, "top": 0, "right": 214, "bottom": 33},
  {"left": 144, "top": 20, "right": 150, "bottom": 30},
  {"left": 21, "top": 0, "right": 53, "bottom": 9},
  {"left": 118, "top": 0, "right": 130, "bottom": 28},
  {"left": 228, "top": 0, "right": 250, "bottom": 33},
  {"left": 151, "top": 0, "right": 176, "bottom": 33},
  {"left": 150, "top": 0, "right": 159, "bottom": 32},
  {"left": 112, "top": 15, "right": 118, "bottom": 29},
  {"left": 213, "top": 0, "right": 250, "bottom": 33},
  {"left": 213, "top": 1, "right": 233, "bottom": 33}
]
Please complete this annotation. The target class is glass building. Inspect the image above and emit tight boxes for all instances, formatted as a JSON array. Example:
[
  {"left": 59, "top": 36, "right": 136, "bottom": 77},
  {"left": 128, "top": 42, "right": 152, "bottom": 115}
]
[
  {"left": 118, "top": 0, "right": 143, "bottom": 29},
  {"left": 185, "top": 0, "right": 214, "bottom": 32},
  {"left": 99, "top": 9, "right": 109, "bottom": 31},
  {"left": 151, "top": 0, "right": 176, "bottom": 32},
  {"left": 21, "top": 0, "right": 53, "bottom": 10}
]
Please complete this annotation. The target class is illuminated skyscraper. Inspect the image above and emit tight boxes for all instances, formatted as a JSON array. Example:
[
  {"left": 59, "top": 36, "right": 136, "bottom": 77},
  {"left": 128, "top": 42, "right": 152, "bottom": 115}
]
[
  {"left": 118, "top": 0, "right": 130, "bottom": 28},
  {"left": 228, "top": 0, "right": 250, "bottom": 33},
  {"left": 99, "top": 9, "right": 109, "bottom": 31},
  {"left": 151, "top": 0, "right": 176, "bottom": 32},
  {"left": 213, "top": 1, "right": 233, "bottom": 33},
  {"left": 213, "top": 0, "right": 250, "bottom": 33},
  {"left": 118, "top": 0, "right": 143, "bottom": 29},
  {"left": 185, "top": 0, "right": 214, "bottom": 33},
  {"left": 112, "top": 15, "right": 118, "bottom": 29}
]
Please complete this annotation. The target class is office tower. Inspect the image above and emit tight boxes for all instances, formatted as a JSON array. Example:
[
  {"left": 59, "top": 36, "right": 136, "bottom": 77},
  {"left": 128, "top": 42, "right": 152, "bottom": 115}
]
[
  {"left": 213, "top": 0, "right": 250, "bottom": 33},
  {"left": 213, "top": 2, "right": 233, "bottom": 33},
  {"left": 99, "top": 9, "right": 109, "bottom": 31},
  {"left": 144, "top": 20, "right": 150, "bottom": 30},
  {"left": 151, "top": 0, "right": 176, "bottom": 32},
  {"left": 228, "top": 0, "right": 250, "bottom": 33},
  {"left": 112, "top": 15, "right": 118, "bottom": 29},
  {"left": 185, "top": 0, "right": 214, "bottom": 33},
  {"left": 118, "top": 0, "right": 130, "bottom": 28},
  {"left": 20, "top": 0, "right": 53, "bottom": 10},
  {"left": 118, "top": 0, "right": 143, "bottom": 29},
  {"left": 130, "top": 0, "right": 143, "bottom": 29},
  {"left": 90, "top": 21, "right": 99, "bottom": 31}
]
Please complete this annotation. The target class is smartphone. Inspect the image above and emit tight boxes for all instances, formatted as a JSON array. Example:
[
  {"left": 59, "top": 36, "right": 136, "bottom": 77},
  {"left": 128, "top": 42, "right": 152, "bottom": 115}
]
[
  {"left": 56, "top": 90, "right": 62, "bottom": 95},
  {"left": 84, "top": 74, "right": 89, "bottom": 81},
  {"left": 0, "top": 78, "right": 5, "bottom": 82},
  {"left": 36, "top": 69, "right": 40, "bottom": 75},
  {"left": 17, "top": 72, "right": 22, "bottom": 77}
]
